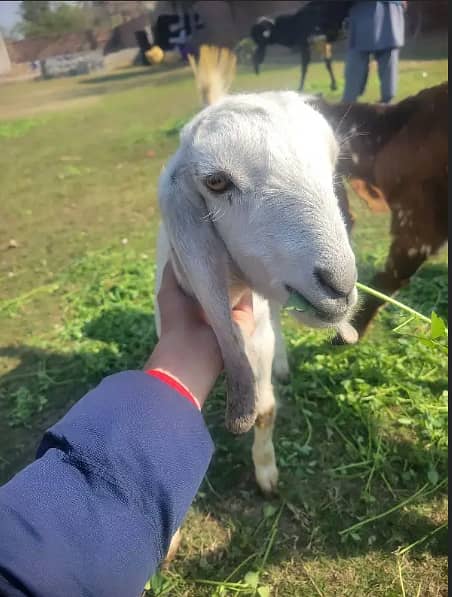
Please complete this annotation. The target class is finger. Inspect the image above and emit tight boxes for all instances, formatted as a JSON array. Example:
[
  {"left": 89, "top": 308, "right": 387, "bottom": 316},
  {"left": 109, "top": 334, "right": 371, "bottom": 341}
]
[
  {"left": 160, "top": 260, "right": 179, "bottom": 292},
  {"left": 231, "top": 291, "right": 255, "bottom": 336},
  {"left": 233, "top": 290, "right": 254, "bottom": 314},
  {"left": 159, "top": 259, "right": 203, "bottom": 322}
]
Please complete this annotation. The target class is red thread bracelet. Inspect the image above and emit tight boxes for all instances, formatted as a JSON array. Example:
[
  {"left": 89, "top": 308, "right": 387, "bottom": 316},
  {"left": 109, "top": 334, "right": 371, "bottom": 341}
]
[{"left": 145, "top": 369, "right": 201, "bottom": 410}]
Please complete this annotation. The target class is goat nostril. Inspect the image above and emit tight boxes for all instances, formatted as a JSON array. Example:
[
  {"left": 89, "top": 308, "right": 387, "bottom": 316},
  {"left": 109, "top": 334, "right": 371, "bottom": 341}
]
[{"left": 314, "top": 267, "right": 355, "bottom": 299}]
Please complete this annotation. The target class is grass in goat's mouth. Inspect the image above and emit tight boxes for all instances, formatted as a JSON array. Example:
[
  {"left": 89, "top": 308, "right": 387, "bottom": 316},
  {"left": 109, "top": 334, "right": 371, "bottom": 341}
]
[
  {"left": 284, "top": 285, "right": 344, "bottom": 323},
  {"left": 284, "top": 285, "right": 315, "bottom": 314}
]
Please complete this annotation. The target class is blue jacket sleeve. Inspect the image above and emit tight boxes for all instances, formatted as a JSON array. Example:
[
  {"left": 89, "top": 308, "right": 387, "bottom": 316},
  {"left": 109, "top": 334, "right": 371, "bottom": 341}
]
[{"left": 0, "top": 371, "right": 214, "bottom": 597}]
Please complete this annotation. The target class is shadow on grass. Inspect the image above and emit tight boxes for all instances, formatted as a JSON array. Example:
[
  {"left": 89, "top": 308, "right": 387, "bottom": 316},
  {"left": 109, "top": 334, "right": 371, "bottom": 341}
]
[
  {"left": 78, "top": 65, "right": 191, "bottom": 89},
  {"left": 52, "top": 66, "right": 194, "bottom": 105},
  {"left": 0, "top": 263, "right": 447, "bottom": 583},
  {"left": 81, "top": 68, "right": 155, "bottom": 85}
]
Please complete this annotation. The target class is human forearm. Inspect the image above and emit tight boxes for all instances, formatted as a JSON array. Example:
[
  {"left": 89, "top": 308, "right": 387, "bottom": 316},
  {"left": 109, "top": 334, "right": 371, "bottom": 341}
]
[{"left": 0, "top": 372, "right": 214, "bottom": 597}]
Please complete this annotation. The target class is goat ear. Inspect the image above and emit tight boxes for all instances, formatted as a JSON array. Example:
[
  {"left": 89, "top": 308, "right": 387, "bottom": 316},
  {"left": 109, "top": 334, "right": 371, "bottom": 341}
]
[{"left": 159, "top": 165, "right": 257, "bottom": 434}]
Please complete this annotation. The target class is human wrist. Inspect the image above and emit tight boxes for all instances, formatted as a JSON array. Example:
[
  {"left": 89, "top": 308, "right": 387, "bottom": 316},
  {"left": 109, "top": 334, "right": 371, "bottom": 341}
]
[{"left": 145, "top": 332, "right": 222, "bottom": 407}]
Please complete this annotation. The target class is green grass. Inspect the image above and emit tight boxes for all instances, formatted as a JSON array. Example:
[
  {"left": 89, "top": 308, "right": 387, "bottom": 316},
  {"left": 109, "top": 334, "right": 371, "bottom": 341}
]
[{"left": 0, "top": 50, "right": 448, "bottom": 596}]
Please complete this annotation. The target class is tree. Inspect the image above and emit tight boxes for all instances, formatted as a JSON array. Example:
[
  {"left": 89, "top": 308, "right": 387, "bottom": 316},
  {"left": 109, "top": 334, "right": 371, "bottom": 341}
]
[
  {"left": 0, "top": 24, "right": 12, "bottom": 40},
  {"left": 19, "top": 1, "right": 52, "bottom": 25},
  {"left": 87, "top": 1, "right": 150, "bottom": 27},
  {"left": 17, "top": 1, "right": 90, "bottom": 38}
]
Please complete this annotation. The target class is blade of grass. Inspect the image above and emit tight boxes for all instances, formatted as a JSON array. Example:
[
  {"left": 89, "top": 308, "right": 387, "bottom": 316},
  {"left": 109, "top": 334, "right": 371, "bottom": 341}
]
[
  {"left": 420, "top": 477, "right": 448, "bottom": 499},
  {"left": 258, "top": 502, "right": 284, "bottom": 572},
  {"left": 223, "top": 552, "right": 259, "bottom": 584},
  {"left": 250, "top": 502, "right": 285, "bottom": 596},
  {"left": 380, "top": 472, "right": 398, "bottom": 500},
  {"left": 190, "top": 578, "right": 248, "bottom": 590},
  {"left": 395, "top": 521, "right": 448, "bottom": 557},
  {"left": 0, "top": 283, "right": 59, "bottom": 313},
  {"left": 356, "top": 282, "right": 431, "bottom": 325},
  {"left": 392, "top": 316, "right": 416, "bottom": 333},
  {"left": 328, "top": 459, "right": 373, "bottom": 473},
  {"left": 301, "top": 563, "right": 324, "bottom": 597},
  {"left": 397, "top": 557, "right": 406, "bottom": 597},
  {"left": 339, "top": 483, "right": 429, "bottom": 536},
  {"left": 204, "top": 475, "right": 222, "bottom": 499},
  {"left": 363, "top": 435, "right": 382, "bottom": 497}
]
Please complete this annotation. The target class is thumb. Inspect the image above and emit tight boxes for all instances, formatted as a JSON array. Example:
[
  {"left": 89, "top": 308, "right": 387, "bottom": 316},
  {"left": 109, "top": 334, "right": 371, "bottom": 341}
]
[{"left": 232, "top": 290, "right": 255, "bottom": 336}]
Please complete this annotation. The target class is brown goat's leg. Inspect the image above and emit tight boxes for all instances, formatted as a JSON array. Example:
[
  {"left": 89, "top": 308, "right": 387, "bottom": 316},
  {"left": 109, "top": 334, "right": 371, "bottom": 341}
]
[
  {"left": 335, "top": 176, "right": 355, "bottom": 235},
  {"left": 354, "top": 227, "right": 443, "bottom": 337}
]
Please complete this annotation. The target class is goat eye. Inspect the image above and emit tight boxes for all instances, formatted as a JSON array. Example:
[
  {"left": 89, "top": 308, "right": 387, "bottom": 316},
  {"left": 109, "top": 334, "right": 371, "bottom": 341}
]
[{"left": 205, "top": 172, "right": 230, "bottom": 193}]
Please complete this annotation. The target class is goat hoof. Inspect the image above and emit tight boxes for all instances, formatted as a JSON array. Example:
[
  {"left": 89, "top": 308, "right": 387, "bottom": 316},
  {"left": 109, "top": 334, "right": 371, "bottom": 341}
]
[{"left": 255, "top": 463, "right": 279, "bottom": 495}]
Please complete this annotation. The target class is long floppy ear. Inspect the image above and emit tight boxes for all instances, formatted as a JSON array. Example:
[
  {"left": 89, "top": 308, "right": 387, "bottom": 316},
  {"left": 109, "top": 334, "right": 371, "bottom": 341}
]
[{"left": 159, "top": 161, "right": 257, "bottom": 434}]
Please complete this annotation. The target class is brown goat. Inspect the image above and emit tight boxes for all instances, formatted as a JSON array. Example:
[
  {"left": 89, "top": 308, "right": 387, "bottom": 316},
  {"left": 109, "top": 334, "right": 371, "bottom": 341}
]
[{"left": 315, "top": 82, "right": 448, "bottom": 337}]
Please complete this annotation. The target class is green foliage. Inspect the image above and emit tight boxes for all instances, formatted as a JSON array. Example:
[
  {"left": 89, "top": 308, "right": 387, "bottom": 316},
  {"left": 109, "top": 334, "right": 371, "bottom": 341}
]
[
  {"left": 4, "top": 385, "right": 48, "bottom": 427},
  {"left": 159, "top": 116, "right": 192, "bottom": 137},
  {"left": 17, "top": 0, "right": 90, "bottom": 37},
  {"left": 19, "top": 0, "right": 51, "bottom": 24},
  {"left": 144, "top": 571, "right": 178, "bottom": 595},
  {"left": 0, "top": 117, "right": 44, "bottom": 139},
  {"left": 431, "top": 311, "right": 447, "bottom": 340}
]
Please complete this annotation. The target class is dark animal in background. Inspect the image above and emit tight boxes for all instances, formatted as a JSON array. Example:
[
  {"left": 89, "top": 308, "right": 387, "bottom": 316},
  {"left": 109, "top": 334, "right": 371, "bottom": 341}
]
[
  {"left": 251, "top": 0, "right": 352, "bottom": 91},
  {"left": 135, "top": 30, "right": 152, "bottom": 64},
  {"left": 313, "top": 82, "right": 448, "bottom": 337},
  {"left": 153, "top": 12, "right": 204, "bottom": 52}
]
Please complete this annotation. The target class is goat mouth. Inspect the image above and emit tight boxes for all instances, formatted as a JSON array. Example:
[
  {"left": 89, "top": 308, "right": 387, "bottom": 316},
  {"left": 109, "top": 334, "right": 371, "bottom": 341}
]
[{"left": 284, "top": 285, "right": 346, "bottom": 324}]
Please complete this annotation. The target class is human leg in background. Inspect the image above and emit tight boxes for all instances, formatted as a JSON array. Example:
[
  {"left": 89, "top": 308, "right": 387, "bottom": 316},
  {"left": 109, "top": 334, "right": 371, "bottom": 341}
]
[
  {"left": 375, "top": 48, "right": 400, "bottom": 103},
  {"left": 342, "top": 49, "right": 369, "bottom": 102}
]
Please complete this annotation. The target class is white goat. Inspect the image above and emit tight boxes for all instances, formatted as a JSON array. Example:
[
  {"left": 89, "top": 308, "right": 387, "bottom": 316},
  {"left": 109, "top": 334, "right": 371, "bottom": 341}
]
[{"left": 155, "top": 90, "right": 357, "bottom": 494}]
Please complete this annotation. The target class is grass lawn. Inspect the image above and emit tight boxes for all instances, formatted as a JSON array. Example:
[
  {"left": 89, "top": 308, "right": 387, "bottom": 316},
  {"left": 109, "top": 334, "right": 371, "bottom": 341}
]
[{"left": 0, "top": 47, "right": 448, "bottom": 596}]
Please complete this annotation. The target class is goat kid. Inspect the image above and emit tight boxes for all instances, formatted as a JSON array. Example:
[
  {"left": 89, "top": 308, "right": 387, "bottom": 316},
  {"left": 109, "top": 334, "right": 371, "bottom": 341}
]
[{"left": 155, "top": 91, "right": 358, "bottom": 496}]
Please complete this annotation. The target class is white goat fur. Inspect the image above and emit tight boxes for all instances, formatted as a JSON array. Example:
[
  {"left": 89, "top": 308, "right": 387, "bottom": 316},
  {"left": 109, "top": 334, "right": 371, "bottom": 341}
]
[{"left": 155, "top": 91, "right": 357, "bottom": 492}]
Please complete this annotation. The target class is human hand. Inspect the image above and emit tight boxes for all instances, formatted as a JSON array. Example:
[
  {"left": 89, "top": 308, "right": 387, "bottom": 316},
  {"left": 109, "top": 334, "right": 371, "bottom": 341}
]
[{"left": 145, "top": 262, "right": 255, "bottom": 407}]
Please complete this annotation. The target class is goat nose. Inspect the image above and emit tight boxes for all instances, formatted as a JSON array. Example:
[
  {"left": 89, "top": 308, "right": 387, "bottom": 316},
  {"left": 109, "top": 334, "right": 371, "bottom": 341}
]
[{"left": 314, "top": 266, "right": 357, "bottom": 299}]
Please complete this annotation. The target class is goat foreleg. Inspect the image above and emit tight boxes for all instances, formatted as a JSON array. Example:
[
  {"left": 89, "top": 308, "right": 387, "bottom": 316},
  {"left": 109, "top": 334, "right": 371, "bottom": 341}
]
[
  {"left": 252, "top": 298, "right": 279, "bottom": 494},
  {"left": 299, "top": 44, "right": 311, "bottom": 91},
  {"left": 323, "top": 43, "right": 337, "bottom": 91}
]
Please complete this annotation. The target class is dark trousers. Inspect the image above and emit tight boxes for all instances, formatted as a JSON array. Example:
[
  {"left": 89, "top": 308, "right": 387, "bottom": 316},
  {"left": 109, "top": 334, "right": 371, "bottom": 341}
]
[{"left": 343, "top": 48, "right": 400, "bottom": 103}]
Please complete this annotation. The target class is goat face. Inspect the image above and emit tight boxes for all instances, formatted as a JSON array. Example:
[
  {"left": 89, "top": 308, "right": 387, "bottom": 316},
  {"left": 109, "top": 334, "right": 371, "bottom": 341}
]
[{"left": 159, "top": 91, "right": 357, "bottom": 330}]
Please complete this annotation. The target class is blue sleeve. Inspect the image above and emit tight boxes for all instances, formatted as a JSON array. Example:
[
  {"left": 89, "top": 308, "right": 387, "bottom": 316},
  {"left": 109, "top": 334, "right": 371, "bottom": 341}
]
[{"left": 0, "top": 371, "right": 214, "bottom": 597}]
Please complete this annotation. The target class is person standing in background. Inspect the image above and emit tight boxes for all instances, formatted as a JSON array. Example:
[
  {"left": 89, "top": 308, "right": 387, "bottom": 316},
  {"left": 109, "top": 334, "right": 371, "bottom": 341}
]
[{"left": 343, "top": 1, "right": 406, "bottom": 103}]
